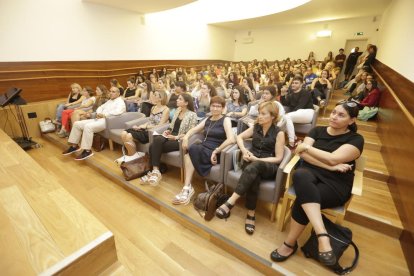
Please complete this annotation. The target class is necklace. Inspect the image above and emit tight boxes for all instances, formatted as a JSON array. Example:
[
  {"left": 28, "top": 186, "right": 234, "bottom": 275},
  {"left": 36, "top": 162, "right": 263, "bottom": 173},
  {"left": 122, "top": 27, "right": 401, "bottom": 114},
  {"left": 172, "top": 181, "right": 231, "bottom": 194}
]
[{"left": 204, "top": 117, "right": 220, "bottom": 142}]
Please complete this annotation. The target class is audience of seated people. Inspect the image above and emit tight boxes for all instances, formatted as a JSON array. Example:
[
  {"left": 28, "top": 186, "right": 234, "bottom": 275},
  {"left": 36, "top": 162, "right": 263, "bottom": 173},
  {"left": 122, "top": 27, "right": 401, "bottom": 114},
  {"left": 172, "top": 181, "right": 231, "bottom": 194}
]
[
  {"left": 62, "top": 86, "right": 126, "bottom": 160},
  {"left": 58, "top": 86, "right": 96, "bottom": 137},
  {"left": 56, "top": 56, "right": 375, "bottom": 262}
]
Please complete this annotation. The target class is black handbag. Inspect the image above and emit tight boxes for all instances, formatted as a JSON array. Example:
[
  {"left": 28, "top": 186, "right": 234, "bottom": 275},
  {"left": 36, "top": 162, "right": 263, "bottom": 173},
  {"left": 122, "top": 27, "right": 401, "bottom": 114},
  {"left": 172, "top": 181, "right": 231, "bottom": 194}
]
[
  {"left": 125, "top": 128, "right": 149, "bottom": 144},
  {"left": 301, "top": 215, "right": 359, "bottom": 275}
]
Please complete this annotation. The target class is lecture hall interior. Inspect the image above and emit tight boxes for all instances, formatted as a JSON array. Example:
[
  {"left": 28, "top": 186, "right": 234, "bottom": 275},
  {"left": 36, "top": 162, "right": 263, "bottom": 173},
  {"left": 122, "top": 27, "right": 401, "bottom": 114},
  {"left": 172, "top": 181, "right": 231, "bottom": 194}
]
[{"left": 0, "top": 0, "right": 413, "bottom": 275}]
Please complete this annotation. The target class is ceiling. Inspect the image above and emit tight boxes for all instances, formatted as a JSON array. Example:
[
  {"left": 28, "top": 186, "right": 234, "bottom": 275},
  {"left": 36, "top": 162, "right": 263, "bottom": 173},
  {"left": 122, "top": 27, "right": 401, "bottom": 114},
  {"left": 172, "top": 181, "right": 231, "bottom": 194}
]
[
  {"left": 82, "top": 0, "right": 392, "bottom": 29},
  {"left": 211, "top": 0, "right": 392, "bottom": 29},
  {"left": 82, "top": 0, "right": 196, "bottom": 14}
]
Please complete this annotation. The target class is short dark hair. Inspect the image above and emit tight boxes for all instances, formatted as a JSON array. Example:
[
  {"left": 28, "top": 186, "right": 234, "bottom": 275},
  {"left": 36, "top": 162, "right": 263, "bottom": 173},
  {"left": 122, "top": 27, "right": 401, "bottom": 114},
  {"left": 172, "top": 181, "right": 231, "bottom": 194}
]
[
  {"left": 175, "top": 81, "right": 186, "bottom": 92},
  {"left": 127, "top": 77, "right": 135, "bottom": 84},
  {"left": 292, "top": 76, "right": 303, "bottom": 83},
  {"left": 210, "top": 96, "right": 226, "bottom": 107},
  {"left": 339, "top": 48, "right": 344, "bottom": 51}
]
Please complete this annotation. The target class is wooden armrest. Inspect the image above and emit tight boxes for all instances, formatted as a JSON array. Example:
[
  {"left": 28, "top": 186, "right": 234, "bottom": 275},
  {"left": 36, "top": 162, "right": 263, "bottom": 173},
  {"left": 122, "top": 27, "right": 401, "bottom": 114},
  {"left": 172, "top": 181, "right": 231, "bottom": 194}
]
[
  {"left": 283, "top": 155, "right": 300, "bottom": 174},
  {"left": 352, "top": 171, "right": 363, "bottom": 196}
]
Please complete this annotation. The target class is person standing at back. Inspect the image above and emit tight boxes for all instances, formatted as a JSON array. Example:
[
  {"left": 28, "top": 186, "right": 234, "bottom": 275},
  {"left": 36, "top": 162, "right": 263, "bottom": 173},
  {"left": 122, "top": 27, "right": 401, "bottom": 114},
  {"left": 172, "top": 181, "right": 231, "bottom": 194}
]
[
  {"left": 344, "top": 47, "right": 362, "bottom": 81},
  {"left": 334, "top": 48, "right": 347, "bottom": 71}
]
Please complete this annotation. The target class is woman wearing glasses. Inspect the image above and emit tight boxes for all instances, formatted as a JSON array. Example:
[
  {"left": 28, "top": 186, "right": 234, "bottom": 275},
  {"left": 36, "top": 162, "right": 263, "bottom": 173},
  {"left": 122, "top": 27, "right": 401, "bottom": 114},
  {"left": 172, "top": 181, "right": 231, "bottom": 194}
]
[
  {"left": 270, "top": 101, "right": 364, "bottom": 267},
  {"left": 173, "top": 96, "right": 235, "bottom": 205}
]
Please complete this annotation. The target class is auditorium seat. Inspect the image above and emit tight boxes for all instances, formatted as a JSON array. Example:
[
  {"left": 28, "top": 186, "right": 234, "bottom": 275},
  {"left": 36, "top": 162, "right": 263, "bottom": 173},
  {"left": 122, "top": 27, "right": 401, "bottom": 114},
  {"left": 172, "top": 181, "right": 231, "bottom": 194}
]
[{"left": 223, "top": 140, "right": 292, "bottom": 221}]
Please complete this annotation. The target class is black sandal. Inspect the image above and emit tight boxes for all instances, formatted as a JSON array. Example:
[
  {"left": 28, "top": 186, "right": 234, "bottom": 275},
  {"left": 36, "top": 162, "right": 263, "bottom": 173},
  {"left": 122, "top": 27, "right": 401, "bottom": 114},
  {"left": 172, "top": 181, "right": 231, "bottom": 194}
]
[
  {"left": 215, "top": 201, "right": 234, "bottom": 219},
  {"left": 245, "top": 214, "right": 255, "bottom": 235},
  {"left": 270, "top": 242, "right": 298, "bottom": 262},
  {"left": 317, "top": 233, "right": 337, "bottom": 266}
]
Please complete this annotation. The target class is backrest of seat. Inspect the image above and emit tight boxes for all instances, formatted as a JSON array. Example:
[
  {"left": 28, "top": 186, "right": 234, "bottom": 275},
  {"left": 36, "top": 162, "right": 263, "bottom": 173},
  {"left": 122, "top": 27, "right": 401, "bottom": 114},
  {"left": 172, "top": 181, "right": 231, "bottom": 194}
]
[{"left": 273, "top": 146, "right": 293, "bottom": 201}]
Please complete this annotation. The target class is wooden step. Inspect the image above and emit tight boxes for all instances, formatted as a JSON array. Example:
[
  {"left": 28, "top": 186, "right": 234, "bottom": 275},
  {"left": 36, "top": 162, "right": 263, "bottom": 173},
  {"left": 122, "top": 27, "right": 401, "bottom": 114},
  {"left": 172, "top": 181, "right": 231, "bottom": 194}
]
[
  {"left": 346, "top": 177, "right": 403, "bottom": 239},
  {"left": 100, "top": 261, "right": 132, "bottom": 276},
  {"left": 0, "top": 130, "right": 118, "bottom": 275},
  {"left": 357, "top": 130, "right": 382, "bottom": 151},
  {"left": 362, "top": 149, "right": 390, "bottom": 182}
]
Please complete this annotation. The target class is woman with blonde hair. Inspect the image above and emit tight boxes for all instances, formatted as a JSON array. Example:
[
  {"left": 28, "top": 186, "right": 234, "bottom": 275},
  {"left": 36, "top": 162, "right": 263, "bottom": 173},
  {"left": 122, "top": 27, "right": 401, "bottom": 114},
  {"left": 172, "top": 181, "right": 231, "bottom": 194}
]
[
  {"left": 216, "top": 101, "right": 285, "bottom": 235},
  {"left": 118, "top": 90, "right": 169, "bottom": 161},
  {"left": 58, "top": 86, "right": 95, "bottom": 137},
  {"left": 54, "top": 83, "right": 82, "bottom": 126}
]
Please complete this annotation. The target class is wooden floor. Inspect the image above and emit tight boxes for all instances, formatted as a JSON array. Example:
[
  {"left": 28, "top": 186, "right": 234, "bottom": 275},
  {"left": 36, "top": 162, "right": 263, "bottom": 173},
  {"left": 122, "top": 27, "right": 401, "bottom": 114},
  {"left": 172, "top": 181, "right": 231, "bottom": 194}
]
[
  {"left": 29, "top": 138, "right": 262, "bottom": 275},
  {"left": 36, "top": 133, "right": 410, "bottom": 275},
  {"left": 0, "top": 130, "right": 117, "bottom": 275}
]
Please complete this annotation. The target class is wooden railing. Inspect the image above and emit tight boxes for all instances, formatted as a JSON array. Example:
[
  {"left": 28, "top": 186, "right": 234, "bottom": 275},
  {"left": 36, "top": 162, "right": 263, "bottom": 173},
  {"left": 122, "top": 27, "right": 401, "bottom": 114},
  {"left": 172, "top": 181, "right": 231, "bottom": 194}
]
[
  {"left": 373, "top": 59, "right": 414, "bottom": 274},
  {"left": 0, "top": 60, "right": 225, "bottom": 102}
]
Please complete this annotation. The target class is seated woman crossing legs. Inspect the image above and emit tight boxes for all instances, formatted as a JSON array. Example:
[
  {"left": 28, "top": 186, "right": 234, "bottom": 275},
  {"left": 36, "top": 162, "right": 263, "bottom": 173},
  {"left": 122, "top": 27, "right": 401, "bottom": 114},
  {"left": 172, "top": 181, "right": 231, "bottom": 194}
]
[
  {"left": 270, "top": 102, "right": 364, "bottom": 266},
  {"left": 173, "top": 96, "right": 235, "bottom": 205},
  {"left": 215, "top": 102, "right": 285, "bottom": 234},
  {"left": 142, "top": 93, "right": 198, "bottom": 186},
  {"left": 118, "top": 90, "right": 170, "bottom": 167}
]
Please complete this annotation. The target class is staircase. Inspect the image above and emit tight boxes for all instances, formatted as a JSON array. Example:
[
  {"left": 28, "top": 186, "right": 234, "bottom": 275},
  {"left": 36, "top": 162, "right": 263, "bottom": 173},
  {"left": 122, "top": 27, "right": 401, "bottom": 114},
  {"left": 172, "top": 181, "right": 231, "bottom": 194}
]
[{"left": 317, "top": 90, "right": 403, "bottom": 238}]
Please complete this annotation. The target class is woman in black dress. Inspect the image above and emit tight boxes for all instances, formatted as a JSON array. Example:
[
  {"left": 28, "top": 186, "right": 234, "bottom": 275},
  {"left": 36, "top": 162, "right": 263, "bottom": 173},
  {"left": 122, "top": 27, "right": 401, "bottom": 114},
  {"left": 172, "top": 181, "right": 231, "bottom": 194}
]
[
  {"left": 216, "top": 101, "right": 285, "bottom": 235},
  {"left": 270, "top": 101, "right": 364, "bottom": 266},
  {"left": 172, "top": 96, "right": 235, "bottom": 205}
]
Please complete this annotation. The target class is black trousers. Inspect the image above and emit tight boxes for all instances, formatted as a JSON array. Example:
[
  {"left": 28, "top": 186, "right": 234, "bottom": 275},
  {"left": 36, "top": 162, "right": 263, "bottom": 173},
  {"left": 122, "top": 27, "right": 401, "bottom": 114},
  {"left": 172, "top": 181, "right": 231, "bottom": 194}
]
[
  {"left": 291, "top": 167, "right": 350, "bottom": 225},
  {"left": 234, "top": 161, "right": 278, "bottom": 210},
  {"left": 149, "top": 135, "right": 179, "bottom": 167}
]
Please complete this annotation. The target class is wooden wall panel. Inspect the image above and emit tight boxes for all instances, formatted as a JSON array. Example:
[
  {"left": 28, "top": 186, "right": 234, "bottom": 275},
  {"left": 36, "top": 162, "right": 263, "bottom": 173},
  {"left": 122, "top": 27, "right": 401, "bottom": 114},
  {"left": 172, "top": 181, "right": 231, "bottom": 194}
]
[
  {"left": 0, "top": 60, "right": 225, "bottom": 102},
  {"left": 373, "top": 60, "right": 414, "bottom": 274}
]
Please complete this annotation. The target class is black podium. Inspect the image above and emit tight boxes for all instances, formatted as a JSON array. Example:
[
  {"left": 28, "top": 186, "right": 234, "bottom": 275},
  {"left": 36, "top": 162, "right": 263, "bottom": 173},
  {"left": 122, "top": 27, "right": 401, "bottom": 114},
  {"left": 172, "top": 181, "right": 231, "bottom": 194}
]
[{"left": 1, "top": 88, "right": 37, "bottom": 150}]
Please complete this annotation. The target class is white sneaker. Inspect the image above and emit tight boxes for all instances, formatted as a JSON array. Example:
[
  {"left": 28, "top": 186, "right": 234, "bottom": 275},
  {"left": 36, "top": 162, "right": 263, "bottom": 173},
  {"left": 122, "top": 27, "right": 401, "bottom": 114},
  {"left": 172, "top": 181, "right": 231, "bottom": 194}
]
[{"left": 114, "top": 152, "right": 140, "bottom": 165}]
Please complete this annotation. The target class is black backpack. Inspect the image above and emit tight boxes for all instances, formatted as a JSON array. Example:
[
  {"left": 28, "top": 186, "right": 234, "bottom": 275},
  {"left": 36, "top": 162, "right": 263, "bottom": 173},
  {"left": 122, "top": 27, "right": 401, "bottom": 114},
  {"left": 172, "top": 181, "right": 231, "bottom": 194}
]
[{"left": 301, "top": 215, "right": 359, "bottom": 275}]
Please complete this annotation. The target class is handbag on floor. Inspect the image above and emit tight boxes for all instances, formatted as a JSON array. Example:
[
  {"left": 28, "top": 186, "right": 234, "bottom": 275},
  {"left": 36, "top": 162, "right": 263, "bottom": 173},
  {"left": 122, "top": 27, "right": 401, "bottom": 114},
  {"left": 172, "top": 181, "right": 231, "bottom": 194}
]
[
  {"left": 301, "top": 215, "right": 359, "bottom": 275},
  {"left": 39, "top": 117, "right": 56, "bottom": 133},
  {"left": 193, "top": 182, "right": 225, "bottom": 221},
  {"left": 120, "top": 153, "right": 150, "bottom": 181},
  {"left": 92, "top": 134, "right": 107, "bottom": 152}
]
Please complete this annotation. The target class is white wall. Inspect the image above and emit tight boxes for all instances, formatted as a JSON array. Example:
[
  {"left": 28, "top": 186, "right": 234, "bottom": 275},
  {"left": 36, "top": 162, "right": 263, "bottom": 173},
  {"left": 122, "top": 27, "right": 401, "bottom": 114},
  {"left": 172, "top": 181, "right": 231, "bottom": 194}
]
[
  {"left": 233, "top": 16, "right": 381, "bottom": 61},
  {"left": 376, "top": 0, "right": 414, "bottom": 82},
  {"left": 0, "top": 0, "right": 235, "bottom": 61}
]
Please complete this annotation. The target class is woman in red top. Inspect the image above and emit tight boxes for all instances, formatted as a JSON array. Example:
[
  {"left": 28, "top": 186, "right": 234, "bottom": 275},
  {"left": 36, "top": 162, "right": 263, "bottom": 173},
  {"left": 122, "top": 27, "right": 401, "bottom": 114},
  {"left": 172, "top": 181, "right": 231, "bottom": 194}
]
[{"left": 359, "top": 79, "right": 381, "bottom": 108}]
